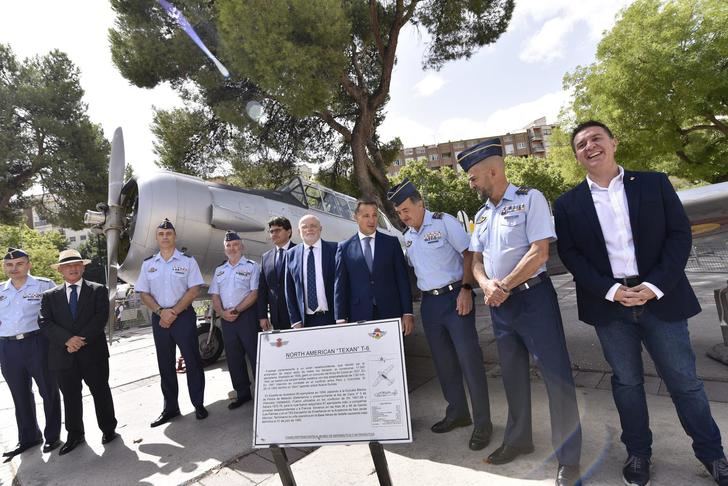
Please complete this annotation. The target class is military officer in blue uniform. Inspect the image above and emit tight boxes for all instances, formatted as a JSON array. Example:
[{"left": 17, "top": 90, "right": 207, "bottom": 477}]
[
  {"left": 460, "top": 139, "right": 583, "bottom": 486},
  {"left": 209, "top": 231, "right": 261, "bottom": 410},
  {"left": 0, "top": 248, "right": 61, "bottom": 457},
  {"left": 388, "top": 180, "right": 492, "bottom": 451},
  {"left": 136, "top": 218, "right": 208, "bottom": 427}
]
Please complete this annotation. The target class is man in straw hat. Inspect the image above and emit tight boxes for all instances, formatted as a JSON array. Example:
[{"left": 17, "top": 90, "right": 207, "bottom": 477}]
[
  {"left": 39, "top": 249, "right": 118, "bottom": 455},
  {"left": 0, "top": 248, "right": 61, "bottom": 459}
]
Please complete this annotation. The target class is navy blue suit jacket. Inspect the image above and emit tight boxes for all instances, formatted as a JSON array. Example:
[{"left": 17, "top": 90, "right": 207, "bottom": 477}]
[
  {"left": 257, "top": 243, "right": 296, "bottom": 329},
  {"left": 284, "top": 240, "right": 337, "bottom": 325},
  {"left": 334, "top": 231, "right": 412, "bottom": 322},
  {"left": 554, "top": 170, "right": 701, "bottom": 325}
]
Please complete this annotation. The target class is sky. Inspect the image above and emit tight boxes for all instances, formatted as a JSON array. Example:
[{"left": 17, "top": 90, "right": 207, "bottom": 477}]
[{"left": 0, "top": 0, "right": 634, "bottom": 178}]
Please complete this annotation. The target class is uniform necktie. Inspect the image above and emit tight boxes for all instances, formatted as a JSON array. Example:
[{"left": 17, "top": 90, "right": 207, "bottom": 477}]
[
  {"left": 69, "top": 284, "right": 78, "bottom": 320},
  {"left": 363, "top": 237, "right": 374, "bottom": 273},
  {"left": 276, "top": 247, "right": 285, "bottom": 279},
  {"left": 306, "top": 246, "right": 318, "bottom": 311}
]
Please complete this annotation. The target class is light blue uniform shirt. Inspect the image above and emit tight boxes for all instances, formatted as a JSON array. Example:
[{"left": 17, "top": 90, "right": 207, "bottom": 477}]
[
  {"left": 135, "top": 249, "right": 204, "bottom": 308},
  {"left": 0, "top": 275, "right": 55, "bottom": 336},
  {"left": 208, "top": 258, "right": 260, "bottom": 310},
  {"left": 405, "top": 210, "right": 470, "bottom": 291},
  {"left": 469, "top": 184, "right": 555, "bottom": 281}
]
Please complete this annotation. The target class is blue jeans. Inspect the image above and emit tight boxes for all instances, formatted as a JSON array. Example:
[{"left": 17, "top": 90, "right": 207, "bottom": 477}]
[{"left": 594, "top": 308, "right": 724, "bottom": 463}]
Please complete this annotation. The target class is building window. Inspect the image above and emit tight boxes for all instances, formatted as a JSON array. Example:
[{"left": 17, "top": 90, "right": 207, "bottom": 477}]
[
  {"left": 415, "top": 147, "right": 426, "bottom": 155},
  {"left": 404, "top": 148, "right": 413, "bottom": 156},
  {"left": 80, "top": 235, "right": 87, "bottom": 241},
  {"left": 69, "top": 236, "right": 77, "bottom": 242},
  {"left": 453, "top": 142, "right": 464, "bottom": 149},
  {"left": 429, "top": 154, "right": 438, "bottom": 161},
  {"left": 505, "top": 144, "right": 515, "bottom": 155},
  {"left": 516, "top": 142, "right": 527, "bottom": 150},
  {"left": 441, "top": 152, "right": 451, "bottom": 158},
  {"left": 503, "top": 135, "right": 513, "bottom": 142},
  {"left": 394, "top": 159, "right": 401, "bottom": 166}
]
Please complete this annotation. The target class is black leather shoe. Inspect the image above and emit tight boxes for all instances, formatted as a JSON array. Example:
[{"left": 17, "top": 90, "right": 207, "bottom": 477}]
[
  {"left": 486, "top": 443, "right": 535, "bottom": 465},
  {"left": 228, "top": 396, "right": 252, "bottom": 410},
  {"left": 42, "top": 439, "right": 61, "bottom": 453},
  {"left": 431, "top": 416, "right": 472, "bottom": 434},
  {"left": 195, "top": 406, "right": 209, "bottom": 420},
  {"left": 150, "top": 410, "right": 181, "bottom": 428},
  {"left": 556, "top": 464, "right": 582, "bottom": 486},
  {"left": 102, "top": 432, "right": 119, "bottom": 445},
  {"left": 3, "top": 439, "right": 42, "bottom": 457},
  {"left": 469, "top": 424, "right": 493, "bottom": 451},
  {"left": 59, "top": 436, "right": 85, "bottom": 456}
]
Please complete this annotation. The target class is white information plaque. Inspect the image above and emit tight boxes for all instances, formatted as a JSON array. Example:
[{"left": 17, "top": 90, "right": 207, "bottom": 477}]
[{"left": 253, "top": 319, "right": 412, "bottom": 447}]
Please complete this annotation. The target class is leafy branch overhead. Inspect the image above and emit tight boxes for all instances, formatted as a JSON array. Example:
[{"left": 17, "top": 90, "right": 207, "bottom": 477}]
[{"left": 109, "top": 0, "right": 514, "bottom": 215}]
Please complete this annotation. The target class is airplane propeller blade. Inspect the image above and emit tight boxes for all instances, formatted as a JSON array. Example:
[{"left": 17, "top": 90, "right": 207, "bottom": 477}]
[{"left": 106, "top": 128, "right": 125, "bottom": 344}]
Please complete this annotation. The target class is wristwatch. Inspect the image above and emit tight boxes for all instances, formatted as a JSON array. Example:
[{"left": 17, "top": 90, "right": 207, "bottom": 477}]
[
  {"left": 155, "top": 306, "right": 164, "bottom": 315},
  {"left": 461, "top": 283, "right": 473, "bottom": 290}
]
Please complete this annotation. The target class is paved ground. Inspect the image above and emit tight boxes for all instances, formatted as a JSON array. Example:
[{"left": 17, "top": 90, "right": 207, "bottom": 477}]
[{"left": 1, "top": 272, "right": 727, "bottom": 485}]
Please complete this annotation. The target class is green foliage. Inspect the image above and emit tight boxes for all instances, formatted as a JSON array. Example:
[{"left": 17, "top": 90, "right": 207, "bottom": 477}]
[
  {"left": 109, "top": 0, "right": 515, "bottom": 214},
  {"left": 0, "top": 224, "right": 68, "bottom": 281},
  {"left": 0, "top": 44, "right": 110, "bottom": 227},
  {"left": 564, "top": 0, "right": 728, "bottom": 183},
  {"left": 390, "top": 159, "right": 482, "bottom": 218}
]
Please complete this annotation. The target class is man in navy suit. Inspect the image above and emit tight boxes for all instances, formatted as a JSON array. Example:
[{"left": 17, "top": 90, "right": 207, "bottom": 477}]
[
  {"left": 258, "top": 217, "right": 296, "bottom": 330},
  {"left": 334, "top": 199, "right": 413, "bottom": 334},
  {"left": 554, "top": 120, "right": 727, "bottom": 486},
  {"left": 284, "top": 214, "right": 337, "bottom": 327}
]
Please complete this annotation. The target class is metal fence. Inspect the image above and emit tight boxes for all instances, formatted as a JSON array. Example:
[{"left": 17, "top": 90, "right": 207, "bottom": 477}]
[{"left": 686, "top": 241, "right": 728, "bottom": 273}]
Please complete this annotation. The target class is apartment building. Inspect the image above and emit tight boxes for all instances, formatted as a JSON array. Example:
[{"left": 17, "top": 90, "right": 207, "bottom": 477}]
[{"left": 388, "top": 117, "right": 553, "bottom": 176}]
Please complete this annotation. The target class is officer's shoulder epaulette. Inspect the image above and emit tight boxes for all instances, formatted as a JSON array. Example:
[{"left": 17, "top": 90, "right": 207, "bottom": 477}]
[
  {"left": 516, "top": 187, "right": 532, "bottom": 195},
  {"left": 34, "top": 276, "right": 52, "bottom": 282},
  {"left": 217, "top": 259, "right": 227, "bottom": 267},
  {"left": 247, "top": 259, "right": 256, "bottom": 264},
  {"left": 183, "top": 252, "right": 193, "bottom": 258},
  {"left": 143, "top": 255, "right": 154, "bottom": 262},
  {"left": 400, "top": 226, "right": 409, "bottom": 235},
  {"left": 432, "top": 212, "right": 443, "bottom": 219}
]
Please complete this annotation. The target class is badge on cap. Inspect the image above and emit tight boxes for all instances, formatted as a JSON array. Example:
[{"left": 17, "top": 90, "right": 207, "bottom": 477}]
[
  {"left": 158, "top": 218, "right": 175, "bottom": 230},
  {"left": 4, "top": 247, "right": 29, "bottom": 260},
  {"left": 224, "top": 230, "right": 241, "bottom": 242}
]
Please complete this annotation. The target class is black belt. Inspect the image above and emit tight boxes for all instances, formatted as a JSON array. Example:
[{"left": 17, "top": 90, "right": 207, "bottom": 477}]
[
  {"left": 616, "top": 276, "right": 641, "bottom": 287},
  {"left": 424, "top": 282, "right": 462, "bottom": 296},
  {"left": 510, "top": 272, "right": 548, "bottom": 294},
  {"left": 0, "top": 329, "right": 41, "bottom": 341}
]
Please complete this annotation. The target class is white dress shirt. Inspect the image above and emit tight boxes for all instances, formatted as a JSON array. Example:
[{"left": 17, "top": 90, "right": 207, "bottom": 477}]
[
  {"left": 587, "top": 167, "right": 663, "bottom": 301},
  {"left": 65, "top": 279, "right": 84, "bottom": 303},
  {"left": 302, "top": 239, "right": 329, "bottom": 314},
  {"left": 275, "top": 240, "right": 292, "bottom": 266}
]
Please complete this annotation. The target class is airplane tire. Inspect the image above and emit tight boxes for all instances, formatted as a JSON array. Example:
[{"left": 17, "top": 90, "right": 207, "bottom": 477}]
[{"left": 197, "top": 322, "right": 224, "bottom": 367}]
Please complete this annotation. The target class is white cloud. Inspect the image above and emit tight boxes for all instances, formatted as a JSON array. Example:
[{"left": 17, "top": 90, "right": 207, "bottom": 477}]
[
  {"left": 413, "top": 73, "right": 446, "bottom": 97},
  {"left": 480, "top": 91, "right": 569, "bottom": 133},
  {"left": 379, "top": 113, "right": 436, "bottom": 147},
  {"left": 512, "top": 0, "right": 635, "bottom": 63}
]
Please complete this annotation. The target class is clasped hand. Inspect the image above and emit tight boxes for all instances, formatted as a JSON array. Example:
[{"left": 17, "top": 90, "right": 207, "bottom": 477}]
[{"left": 615, "top": 284, "right": 656, "bottom": 307}]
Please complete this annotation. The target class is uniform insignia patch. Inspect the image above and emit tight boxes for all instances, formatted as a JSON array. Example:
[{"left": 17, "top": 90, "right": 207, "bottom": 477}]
[
  {"left": 148, "top": 267, "right": 158, "bottom": 273},
  {"left": 476, "top": 214, "right": 487, "bottom": 224},
  {"left": 405, "top": 240, "right": 413, "bottom": 247},
  {"left": 432, "top": 212, "right": 443, "bottom": 219},
  {"left": 23, "top": 292, "right": 42, "bottom": 300},
  {"left": 172, "top": 266, "right": 188, "bottom": 273},
  {"left": 515, "top": 187, "right": 532, "bottom": 195},
  {"left": 501, "top": 203, "right": 526, "bottom": 215},
  {"left": 236, "top": 271, "right": 251, "bottom": 277},
  {"left": 424, "top": 231, "right": 442, "bottom": 243},
  {"left": 0, "top": 295, "right": 6, "bottom": 302},
  {"left": 215, "top": 270, "right": 225, "bottom": 277}
]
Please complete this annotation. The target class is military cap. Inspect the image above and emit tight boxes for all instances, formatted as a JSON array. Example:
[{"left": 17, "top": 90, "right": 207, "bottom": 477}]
[
  {"left": 457, "top": 138, "right": 503, "bottom": 171},
  {"left": 158, "top": 218, "right": 175, "bottom": 230},
  {"left": 4, "top": 247, "right": 29, "bottom": 260},
  {"left": 387, "top": 178, "right": 419, "bottom": 206},
  {"left": 224, "top": 230, "right": 241, "bottom": 242}
]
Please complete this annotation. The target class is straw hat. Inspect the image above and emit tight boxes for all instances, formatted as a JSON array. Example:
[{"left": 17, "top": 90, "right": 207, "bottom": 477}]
[{"left": 50, "top": 249, "right": 92, "bottom": 270}]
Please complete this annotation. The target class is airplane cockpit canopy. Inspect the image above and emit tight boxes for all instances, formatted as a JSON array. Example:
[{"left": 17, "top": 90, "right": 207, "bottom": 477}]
[{"left": 278, "top": 177, "right": 394, "bottom": 232}]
